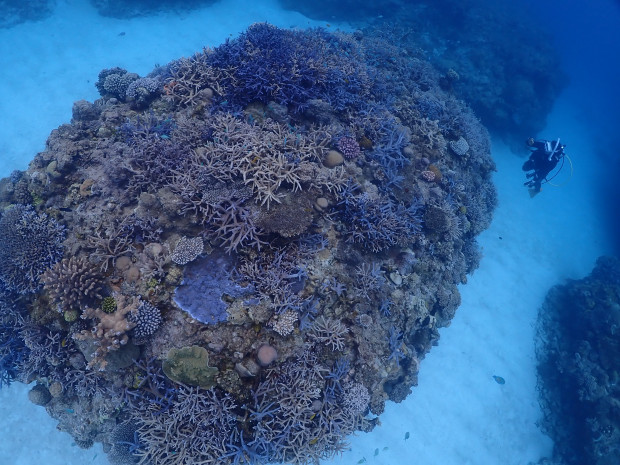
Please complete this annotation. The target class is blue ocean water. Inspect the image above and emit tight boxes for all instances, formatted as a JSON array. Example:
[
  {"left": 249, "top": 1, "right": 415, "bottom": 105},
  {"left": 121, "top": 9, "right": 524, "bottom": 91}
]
[
  {"left": 0, "top": 1, "right": 618, "bottom": 465},
  {"left": 526, "top": 0, "right": 620, "bottom": 253}
]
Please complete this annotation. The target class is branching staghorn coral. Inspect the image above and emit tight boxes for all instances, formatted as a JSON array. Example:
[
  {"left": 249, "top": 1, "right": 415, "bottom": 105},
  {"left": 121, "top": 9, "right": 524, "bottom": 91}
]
[
  {"left": 308, "top": 315, "right": 349, "bottom": 351},
  {"left": 131, "top": 385, "right": 237, "bottom": 465},
  {"left": 164, "top": 50, "right": 228, "bottom": 107},
  {"left": 210, "top": 199, "right": 266, "bottom": 253},
  {"left": 197, "top": 113, "right": 331, "bottom": 208},
  {"left": 87, "top": 220, "right": 135, "bottom": 272},
  {"left": 249, "top": 347, "right": 365, "bottom": 464},
  {"left": 0, "top": 204, "right": 65, "bottom": 294},
  {"left": 237, "top": 244, "right": 309, "bottom": 315}
]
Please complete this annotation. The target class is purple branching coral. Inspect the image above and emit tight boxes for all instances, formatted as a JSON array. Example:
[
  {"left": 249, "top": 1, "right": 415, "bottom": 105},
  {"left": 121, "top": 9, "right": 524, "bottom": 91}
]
[
  {"left": 64, "top": 368, "right": 108, "bottom": 398},
  {"left": 124, "top": 358, "right": 177, "bottom": 412},
  {"left": 0, "top": 297, "right": 28, "bottom": 387},
  {"left": 18, "top": 322, "right": 70, "bottom": 382},
  {"left": 249, "top": 347, "right": 366, "bottom": 464},
  {"left": 193, "top": 113, "right": 331, "bottom": 209},
  {"left": 308, "top": 315, "right": 349, "bottom": 351},
  {"left": 163, "top": 52, "right": 227, "bottom": 107},
  {"left": 353, "top": 263, "right": 384, "bottom": 300},
  {"left": 205, "top": 23, "right": 372, "bottom": 113},
  {"left": 131, "top": 385, "right": 238, "bottom": 465},
  {"left": 237, "top": 244, "right": 309, "bottom": 317},
  {"left": 210, "top": 199, "right": 266, "bottom": 253},
  {"left": 87, "top": 219, "right": 135, "bottom": 272},
  {"left": 0, "top": 205, "right": 65, "bottom": 294},
  {"left": 336, "top": 181, "right": 423, "bottom": 252}
]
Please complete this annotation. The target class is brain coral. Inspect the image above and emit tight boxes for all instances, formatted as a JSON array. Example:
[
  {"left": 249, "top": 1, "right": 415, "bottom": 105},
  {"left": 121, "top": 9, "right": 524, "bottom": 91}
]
[{"left": 0, "top": 23, "right": 496, "bottom": 465}]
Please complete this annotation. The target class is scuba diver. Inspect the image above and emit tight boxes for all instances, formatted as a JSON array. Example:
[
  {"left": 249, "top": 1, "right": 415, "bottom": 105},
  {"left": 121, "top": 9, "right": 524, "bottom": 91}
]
[{"left": 522, "top": 137, "right": 567, "bottom": 196}]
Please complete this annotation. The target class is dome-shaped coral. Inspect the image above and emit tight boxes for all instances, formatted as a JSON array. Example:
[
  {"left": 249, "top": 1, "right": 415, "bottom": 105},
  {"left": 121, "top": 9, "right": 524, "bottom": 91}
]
[{"left": 0, "top": 23, "right": 496, "bottom": 465}]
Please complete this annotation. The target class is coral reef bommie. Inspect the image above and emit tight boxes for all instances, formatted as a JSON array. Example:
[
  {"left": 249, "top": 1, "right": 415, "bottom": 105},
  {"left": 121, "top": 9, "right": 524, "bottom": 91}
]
[
  {"left": 0, "top": 23, "right": 496, "bottom": 464},
  {"left": 536, "top": 256, "right": 620, "bottom": 465}
]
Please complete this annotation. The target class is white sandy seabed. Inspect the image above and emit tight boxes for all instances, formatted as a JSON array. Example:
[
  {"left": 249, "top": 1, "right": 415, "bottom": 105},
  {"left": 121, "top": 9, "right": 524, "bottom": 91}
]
[{"left": 0, "top": 1, "right": 613, "bottom": 464}]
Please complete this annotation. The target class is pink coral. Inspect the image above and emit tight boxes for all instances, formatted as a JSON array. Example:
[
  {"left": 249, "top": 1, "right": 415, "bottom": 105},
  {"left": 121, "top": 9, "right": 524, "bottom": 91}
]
[
  {"left": 421, "top": 170, "right": 436, "bottom": 182},
  {"left": 336, "top": 136, "right": 361, "bottom": 159}
]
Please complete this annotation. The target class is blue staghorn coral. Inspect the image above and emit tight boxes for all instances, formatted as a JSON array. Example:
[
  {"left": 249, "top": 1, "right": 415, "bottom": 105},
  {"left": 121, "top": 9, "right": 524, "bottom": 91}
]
[
  {"left": 336, "top": 180, "right": 423, "bottom": 252},
  {"left": 0, "top": 292, "right": 28, "bottom": 388},
  {"left": 0, "top": 204, "right": 65, "bottom": 294},
  {"left": 204, "top": 23, "right": 372, "bottom": 113}
]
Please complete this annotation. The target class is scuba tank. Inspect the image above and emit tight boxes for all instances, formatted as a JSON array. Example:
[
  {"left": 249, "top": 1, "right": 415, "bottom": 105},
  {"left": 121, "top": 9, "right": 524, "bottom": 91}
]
[{"left": 547, "top": 138, "right": 561, "bottom": 161}]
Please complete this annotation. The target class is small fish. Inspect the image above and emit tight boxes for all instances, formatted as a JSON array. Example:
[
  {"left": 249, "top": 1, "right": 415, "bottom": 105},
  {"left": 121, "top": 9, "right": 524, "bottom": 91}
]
[
  {"left": 493, "top": 375, "right": 506, "bottom": 385},
  {"left": 65, "top": 408, "right": 75, "bottom": 414},
  {"left": 374, "top": 448, "right": 379, "bottom": 457},
  {"left": 404, "top": 431, "right": 410, "bottom": 440},
  {"left": 357, "top": 458, "right": 367, "bottom": 464},
  {"left": 382, "top": 447, "right": 389, "bottom": 451}
]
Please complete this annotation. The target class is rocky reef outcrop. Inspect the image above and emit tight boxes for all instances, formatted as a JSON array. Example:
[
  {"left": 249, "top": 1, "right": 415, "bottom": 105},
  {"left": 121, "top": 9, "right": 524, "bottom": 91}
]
[
  {"left": 536, "top": 256, "right": 620, "bottom": 465},
  {"left": 0, "top": 23, "right": 496, "bottom": 465}
]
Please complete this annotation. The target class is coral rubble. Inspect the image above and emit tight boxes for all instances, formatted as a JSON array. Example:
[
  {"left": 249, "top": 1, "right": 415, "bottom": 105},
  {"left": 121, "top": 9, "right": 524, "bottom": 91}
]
[{"left": 0, "top": 23, "right": 496, "bottom": 464}]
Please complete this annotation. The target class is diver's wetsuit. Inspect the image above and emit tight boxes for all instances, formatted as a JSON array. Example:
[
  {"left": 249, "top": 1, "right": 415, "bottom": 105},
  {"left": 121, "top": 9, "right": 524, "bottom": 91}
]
[{"left": 522, "top": 140, "right": 564, "bottom": 192}]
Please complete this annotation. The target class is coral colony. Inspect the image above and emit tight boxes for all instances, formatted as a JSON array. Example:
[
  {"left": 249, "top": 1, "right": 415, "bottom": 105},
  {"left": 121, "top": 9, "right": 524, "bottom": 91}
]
[
  {"left": 536, "top": 257, "right": 620, "bottom": 465},
  {"left": 0, "top": 24, "right": 495, "bottom": 465}
]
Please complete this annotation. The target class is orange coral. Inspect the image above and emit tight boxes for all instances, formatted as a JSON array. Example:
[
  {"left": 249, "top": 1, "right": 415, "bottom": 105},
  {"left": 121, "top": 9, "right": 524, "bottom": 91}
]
[
  {"left": 428, "top": 164, "right": 442, "bottom": 181},
  {"left": 74, "top": 294, "right": 138, "bottom": 370}
]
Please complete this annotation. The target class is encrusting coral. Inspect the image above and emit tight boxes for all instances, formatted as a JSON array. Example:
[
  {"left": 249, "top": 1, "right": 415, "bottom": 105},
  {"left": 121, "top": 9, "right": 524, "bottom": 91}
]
[
  {"left": 0, "top": 22, "right": 497, "bottom": 465},
  {"left": 162, "top": 345, "right": 219, "bottom": 388}
]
